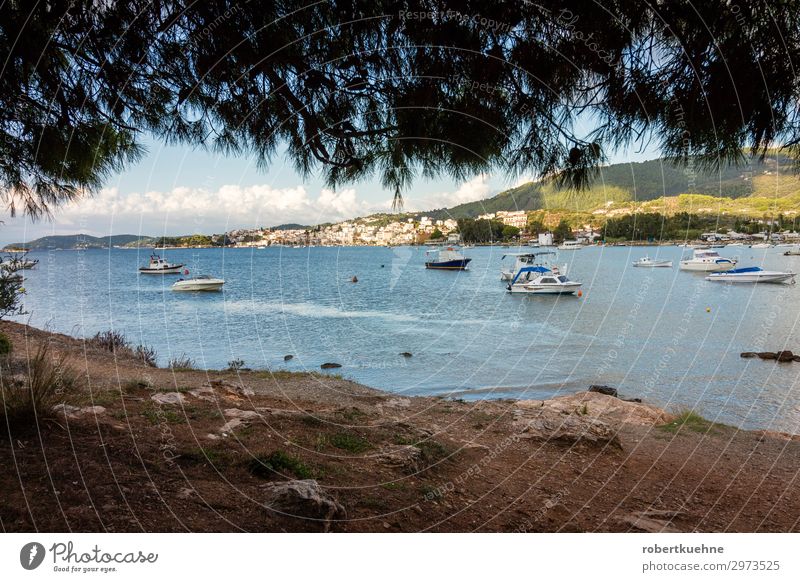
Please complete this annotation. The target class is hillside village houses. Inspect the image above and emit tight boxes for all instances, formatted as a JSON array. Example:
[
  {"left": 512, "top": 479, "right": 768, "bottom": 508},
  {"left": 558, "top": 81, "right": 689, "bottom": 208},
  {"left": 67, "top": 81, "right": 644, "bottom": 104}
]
[{"left": 230, "top": 216, "right": 460, "bottom": 247}]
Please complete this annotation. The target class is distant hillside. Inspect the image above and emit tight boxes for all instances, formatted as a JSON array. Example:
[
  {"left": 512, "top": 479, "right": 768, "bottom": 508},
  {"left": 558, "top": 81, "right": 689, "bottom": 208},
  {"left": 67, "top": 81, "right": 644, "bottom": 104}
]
[
  {"left": 272, "top": 223, "right": 309, "bottom": 230},
  {"left": 421, "top": 153, "right": 798, "bottom": 219},
  {"left": 4, "top": 234, "right": 150, "bottom": 250}
]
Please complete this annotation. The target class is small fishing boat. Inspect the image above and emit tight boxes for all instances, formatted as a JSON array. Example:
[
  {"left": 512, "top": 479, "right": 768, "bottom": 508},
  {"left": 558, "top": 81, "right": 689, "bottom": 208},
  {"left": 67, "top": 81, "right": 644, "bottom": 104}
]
[
  {"left": 500, "top": 252, "right": 553, "bottom": 280},
  {"left": 679, "top": 249, "right": 737, "bottom": 271},
  {"left": 425, "top": 247, "right": 471, "bottom": 270},
  {"left": 139, "top": 254, "right": 184, "bottom": 274},
  {"left": 632, "top": 256, "right": 673, "bottom": 268},
  {"left": 783, "top": 246, "right": 800, "bottom": 256},
  {"left": 557, "top": 240, "right": 582, "bottom": 251},
  {"left": 705, "top": 267, "right": 795, "bottom": 284},
  {"left": 171, "top": 275, "right": 225, "bottom": 291}
]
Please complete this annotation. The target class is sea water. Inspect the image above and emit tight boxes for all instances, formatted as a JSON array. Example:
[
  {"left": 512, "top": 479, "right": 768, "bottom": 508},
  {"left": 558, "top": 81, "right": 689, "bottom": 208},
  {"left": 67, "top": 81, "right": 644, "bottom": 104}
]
[{"left": 14, "top": 244, "right": 800, "bottom": 433}]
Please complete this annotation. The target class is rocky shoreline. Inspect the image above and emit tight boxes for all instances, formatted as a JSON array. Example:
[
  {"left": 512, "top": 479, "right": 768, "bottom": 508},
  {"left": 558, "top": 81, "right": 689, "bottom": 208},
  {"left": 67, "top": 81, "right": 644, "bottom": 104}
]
[{"left": 1, "top": 321, "right": 799, "bottom": 532}]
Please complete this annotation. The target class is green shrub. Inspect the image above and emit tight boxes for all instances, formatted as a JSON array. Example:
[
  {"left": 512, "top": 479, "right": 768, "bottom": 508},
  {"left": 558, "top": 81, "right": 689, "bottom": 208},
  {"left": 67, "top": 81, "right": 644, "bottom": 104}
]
[
  {"left": 0, "top": 332, "right": 11, "bottom": 356},
  {"left": 247, "top": 451, "right": 313, "bottom": 479}
]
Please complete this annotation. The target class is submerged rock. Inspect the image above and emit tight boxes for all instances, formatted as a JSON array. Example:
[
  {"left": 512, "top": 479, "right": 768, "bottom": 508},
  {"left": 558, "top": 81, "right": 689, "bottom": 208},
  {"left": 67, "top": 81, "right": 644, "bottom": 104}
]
[
  {"left": 399, "top": 352, "right": 413, "bottom": 358},
  {"left": 261, "top": 479, "right": 345, "bottom": 531},
  {"left": 284, "top": 355, "right": 294, "bottom": 361},
  {"left": 320, "top": 362, "right": 342, "bottom": 369},
  {"left": 757, "top": 352, "right": 777, "bottom": 360},
  {"left": 740, "top": 352, "right": 757, "bottom": 358},
  {"left": 589, "top": 385, "right": 618, "bottom": 398},
  {"left": 777, "top": 350, "right": 795, "bottom": 362}
]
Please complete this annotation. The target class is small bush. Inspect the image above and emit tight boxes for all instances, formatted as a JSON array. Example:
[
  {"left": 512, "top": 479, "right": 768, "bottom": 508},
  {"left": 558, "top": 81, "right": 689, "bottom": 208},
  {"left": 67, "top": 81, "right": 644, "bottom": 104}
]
[
  {"left": 168, "top": 354, "right": 195, "bottom": 370},
  {"left": 134, "top": 344, "right": 158, "bottom": 367},
  {"left": 0, "top": 341, "right": 79, "bottom": 431},
  {"left": 0, "top": 332, "right": 12, "bottom": 356},
  {"left": 91, "top": 330, "right": 129, "bottom": 353},
  {"left": 227, "top": 358, "right": 245, "bottom": 371},
  {"left": 328, "top": 431, "right": 371, "bottom": 453},
  {"left": 247, "top": 451, "right": 313, "bottom": 479}
]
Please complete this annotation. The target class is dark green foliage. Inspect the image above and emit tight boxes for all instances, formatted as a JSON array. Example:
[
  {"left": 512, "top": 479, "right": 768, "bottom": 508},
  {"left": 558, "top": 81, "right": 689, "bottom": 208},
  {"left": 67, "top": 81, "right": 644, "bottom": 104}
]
[
  {"left": 602, "top": 212, "right": 720, "bottom": 241},
  {"left": 247, "top": 451, "right": 313, "bottom": 479},
  {"left": 553, "top": 219, "right": 573, "bottom": 243},
  {"left": 0, "top": 333, "right": 11, "bottom": 356},
  {"left": 502, "top": 225, "right": 521, "bottom": 239},
  {"left": 429, "top": 228, "right": 444, "bottom": 240},
  {"left": 2, "top": 2, "right": 799, "bottom": 216},
  {"left": 457, "top": 219, "right": 505, "bottom": 243}
]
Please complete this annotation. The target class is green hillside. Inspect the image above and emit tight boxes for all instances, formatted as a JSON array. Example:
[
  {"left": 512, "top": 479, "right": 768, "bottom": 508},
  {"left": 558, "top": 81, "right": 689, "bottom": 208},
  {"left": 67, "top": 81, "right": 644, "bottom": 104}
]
[
  {"left": 4, "top": 234, "right": 151, "bottom": 250},
  {"left": 421, "top": 153, "right": 799, "bottom": 219}
]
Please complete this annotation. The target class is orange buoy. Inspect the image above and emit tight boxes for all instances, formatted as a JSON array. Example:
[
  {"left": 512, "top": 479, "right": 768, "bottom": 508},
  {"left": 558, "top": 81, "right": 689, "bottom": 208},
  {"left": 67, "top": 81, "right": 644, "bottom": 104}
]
[{"left": 577, "top": 290, "right": 583, "bottom": 297}]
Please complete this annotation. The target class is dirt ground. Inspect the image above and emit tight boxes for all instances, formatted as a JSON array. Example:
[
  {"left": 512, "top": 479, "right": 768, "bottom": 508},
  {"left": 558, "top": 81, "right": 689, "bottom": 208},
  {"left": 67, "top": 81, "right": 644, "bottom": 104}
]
[{"left": 1, "top": 321, "right": 799, "bottom": 532}]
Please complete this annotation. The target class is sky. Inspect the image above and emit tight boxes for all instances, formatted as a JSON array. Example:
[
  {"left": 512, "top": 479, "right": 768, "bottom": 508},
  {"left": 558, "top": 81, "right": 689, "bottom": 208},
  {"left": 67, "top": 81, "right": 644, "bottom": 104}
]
[{"left": 0, "top": 136, "right": 660, "bottom": 245}]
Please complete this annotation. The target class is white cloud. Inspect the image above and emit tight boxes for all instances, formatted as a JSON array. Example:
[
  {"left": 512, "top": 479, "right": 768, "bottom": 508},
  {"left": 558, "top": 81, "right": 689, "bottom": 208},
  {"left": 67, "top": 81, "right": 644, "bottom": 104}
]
[
  {"left": 403, "top": 174, "right": 493, "bottom": 211},
  {"left": 45, "top": 184, "right": 377, "bottom": 235}
]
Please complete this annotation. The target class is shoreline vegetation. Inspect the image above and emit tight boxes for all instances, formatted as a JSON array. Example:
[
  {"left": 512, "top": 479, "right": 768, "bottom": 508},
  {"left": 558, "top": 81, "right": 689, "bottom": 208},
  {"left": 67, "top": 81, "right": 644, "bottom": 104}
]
[{"left": 1, "top": 321, "right": 798, "bottom": 532}]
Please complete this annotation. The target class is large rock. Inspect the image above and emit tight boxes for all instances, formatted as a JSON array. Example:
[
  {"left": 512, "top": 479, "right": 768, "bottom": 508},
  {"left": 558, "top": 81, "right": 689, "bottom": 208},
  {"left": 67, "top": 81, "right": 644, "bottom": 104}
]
[
  {"left": 777, "top": 350, "right": 794, "bottom": 362},
  {"left": 516, "top": 391, "right": 670, "bottom": 426},
  {"left": 262, "top": 479, "right": 345, "bottom": 531},
  {"left": 151, "top": 392, "right": 186, "bottom": 405},
  {"left": 589, "top": 385, "right": 618, "bottom": 398},
  {"left": 320, "top": 362, "right": 342, "bottom": 369},
  {"left": 516, "top": 410, "right": 622, "bottom": 449},
  {"left": 218, "top": 408, "right": 262, "bottom": 433},
  {"left": 376, "top": 445, "right": 422, "bottom": 472}
]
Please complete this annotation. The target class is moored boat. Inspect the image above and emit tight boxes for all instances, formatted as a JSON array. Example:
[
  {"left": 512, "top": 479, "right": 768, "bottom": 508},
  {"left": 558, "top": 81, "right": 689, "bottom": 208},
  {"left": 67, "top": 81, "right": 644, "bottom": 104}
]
[
  {"left": 506, "top": 255, "right": 582, "bottom": 294},
  {"left": 171, "top": 275, "right": 225, "bottom": 291},
  {"left": 783, "top": 246, "right": 800, "bottom": 256},
  {"left": 500, "top": 252, "right": 554, "bottom": 280},
  {"left": 632, "top": 256, "right": 672, "bottom": 268},
  {"left": 557, "top": 240, "right": 582, "bottom": 251},
  {"left": 679, "top": 249, "right": 737, "bottom": 271},
  {"left": 705, "top": 267, "right": 795, "bottom": 284},
  {"left": 425, "top": 247, "right": 471, "bottom": 270},
  {"left": 139, "top": 254, "right": 184, "bottom": 274}
]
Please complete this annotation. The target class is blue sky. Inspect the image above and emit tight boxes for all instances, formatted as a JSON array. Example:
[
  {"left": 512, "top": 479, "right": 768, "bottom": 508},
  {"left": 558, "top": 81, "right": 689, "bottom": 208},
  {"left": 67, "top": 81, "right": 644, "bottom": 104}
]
[{"left": 0, "top": 136, "right": 660, "bottom": 244}]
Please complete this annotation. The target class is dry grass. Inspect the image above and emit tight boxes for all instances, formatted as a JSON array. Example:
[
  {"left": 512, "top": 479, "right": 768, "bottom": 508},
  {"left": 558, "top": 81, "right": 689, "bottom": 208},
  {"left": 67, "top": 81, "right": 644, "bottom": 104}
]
[{"left": 0, "top": 341, "right": 80, "bottom": 433}]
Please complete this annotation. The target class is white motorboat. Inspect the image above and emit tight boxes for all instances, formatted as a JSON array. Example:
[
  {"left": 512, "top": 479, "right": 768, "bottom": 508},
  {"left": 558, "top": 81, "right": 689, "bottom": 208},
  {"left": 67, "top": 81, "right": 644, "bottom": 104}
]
[
  {"left": 500, "top": 252, "right": 554, "bottom": 280},
  {"left": 1, "top": 254, "right": 38, "bottom": 271},
  {"left": 506, "top": 263, "right": 582, "bottom": 295},
  {"left": 632, "top": 256, "right": 673, "bottom": 268},
  {"left": 557, "top": 240, "right": 582, "bottom": 250},
  {"left": 679, "top": 249, "right": 737, "bottom": 271},
  {"left": 705, "top": 267, "right": 795, "bottom": 284},
  {"left": 171, "top": 275, "right": 225, "bottom": 291},
  {"left": 139, "top": 254, "right": 184, "bottom": 274},
  {"left": 750, "top": 242, "right": 773, "bottom": 249}
]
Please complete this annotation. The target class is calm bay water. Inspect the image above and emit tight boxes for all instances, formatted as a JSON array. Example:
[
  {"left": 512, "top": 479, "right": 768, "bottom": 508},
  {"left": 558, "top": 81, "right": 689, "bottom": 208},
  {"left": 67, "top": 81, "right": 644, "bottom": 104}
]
[{"left": 14, "top": 244, "right": 800, "bottom": 433}]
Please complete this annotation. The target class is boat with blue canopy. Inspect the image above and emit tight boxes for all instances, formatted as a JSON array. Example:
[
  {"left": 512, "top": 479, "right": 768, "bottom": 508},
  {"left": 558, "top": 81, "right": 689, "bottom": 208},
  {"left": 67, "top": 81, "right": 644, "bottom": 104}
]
[
  {"left": 506, "top": 262, "right": 582, "bottom": 294},
  {"left": 705, "top": 266, "right": 795, "bottom": 284}
]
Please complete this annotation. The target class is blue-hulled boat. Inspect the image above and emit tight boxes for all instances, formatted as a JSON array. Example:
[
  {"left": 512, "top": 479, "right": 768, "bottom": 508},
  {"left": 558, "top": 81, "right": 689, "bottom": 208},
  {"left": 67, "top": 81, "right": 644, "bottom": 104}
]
[{"left": 425, "top": 247, "right": 471, "bottom": 270}]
